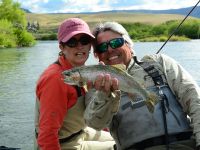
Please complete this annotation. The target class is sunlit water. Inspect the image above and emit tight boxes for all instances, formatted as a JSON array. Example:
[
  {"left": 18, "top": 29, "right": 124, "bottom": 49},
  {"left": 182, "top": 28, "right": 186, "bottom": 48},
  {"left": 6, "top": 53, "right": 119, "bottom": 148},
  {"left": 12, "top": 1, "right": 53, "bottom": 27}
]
[{"left": 0, "top": 40, "right": 200, "bottom": 149}]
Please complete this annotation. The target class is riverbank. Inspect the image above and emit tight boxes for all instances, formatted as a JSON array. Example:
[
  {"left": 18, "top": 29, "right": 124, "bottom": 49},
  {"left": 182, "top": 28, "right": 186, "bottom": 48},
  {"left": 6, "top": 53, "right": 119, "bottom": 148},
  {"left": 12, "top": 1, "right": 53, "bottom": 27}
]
[{"left": 33, "top": 32, "right": 190, "bottom": 42}]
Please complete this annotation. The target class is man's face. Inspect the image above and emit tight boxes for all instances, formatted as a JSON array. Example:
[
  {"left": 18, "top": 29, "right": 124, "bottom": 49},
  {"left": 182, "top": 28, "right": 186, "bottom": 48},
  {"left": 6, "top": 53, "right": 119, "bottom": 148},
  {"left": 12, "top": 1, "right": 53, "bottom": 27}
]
[{"left": 95, "top": 31, "right": 132, "bottom": 66}]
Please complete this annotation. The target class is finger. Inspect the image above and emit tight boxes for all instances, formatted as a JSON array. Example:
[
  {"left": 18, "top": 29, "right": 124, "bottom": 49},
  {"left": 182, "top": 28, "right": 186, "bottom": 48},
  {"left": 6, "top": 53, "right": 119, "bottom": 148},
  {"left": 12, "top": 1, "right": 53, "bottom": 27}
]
[
  {"left": 87, "top": 80, "right": 93, "bottom": 90},
  {"left": 104, "top": 74, "right": 111, "bottom": 93},
  {"left": 94, "top": 74, "right": 104, "bottom": 90},
  {"left": 111, "top": 78, "right": 119, "bottom": 91},
  {"left": 98, "top": 61, "right": 105, "bottom": 65}
]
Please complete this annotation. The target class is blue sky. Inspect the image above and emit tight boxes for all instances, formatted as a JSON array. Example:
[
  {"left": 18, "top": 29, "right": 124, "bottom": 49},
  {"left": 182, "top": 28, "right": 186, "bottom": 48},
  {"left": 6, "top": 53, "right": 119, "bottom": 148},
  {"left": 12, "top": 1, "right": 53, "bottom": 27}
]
[{"left": 14, "top": 0, "right": 199, "bottom": 13}]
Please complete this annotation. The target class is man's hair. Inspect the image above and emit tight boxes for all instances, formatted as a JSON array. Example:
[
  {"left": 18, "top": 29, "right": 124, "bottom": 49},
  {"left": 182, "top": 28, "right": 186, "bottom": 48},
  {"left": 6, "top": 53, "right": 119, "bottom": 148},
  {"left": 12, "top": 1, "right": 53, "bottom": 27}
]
[{"left": 92, "top": 22, "right": 134, "bottom": 52}]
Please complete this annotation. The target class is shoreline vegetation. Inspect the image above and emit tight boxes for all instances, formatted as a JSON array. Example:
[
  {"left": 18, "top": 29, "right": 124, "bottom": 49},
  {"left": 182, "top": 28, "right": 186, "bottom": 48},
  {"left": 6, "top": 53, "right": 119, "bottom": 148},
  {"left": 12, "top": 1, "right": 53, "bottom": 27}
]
[
  {"left": 1, "top": 0, "right": 200, "bottom": 48},
  {"left": 25, "top": 13, "right": 200, "bottom": 43}
]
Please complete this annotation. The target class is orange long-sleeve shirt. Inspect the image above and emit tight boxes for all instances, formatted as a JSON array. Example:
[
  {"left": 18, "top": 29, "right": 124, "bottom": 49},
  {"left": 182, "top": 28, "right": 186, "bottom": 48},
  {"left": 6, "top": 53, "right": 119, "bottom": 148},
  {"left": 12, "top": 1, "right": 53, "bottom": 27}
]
[{"left": 35, "top": 56, "right": 85, "bottom": 150}]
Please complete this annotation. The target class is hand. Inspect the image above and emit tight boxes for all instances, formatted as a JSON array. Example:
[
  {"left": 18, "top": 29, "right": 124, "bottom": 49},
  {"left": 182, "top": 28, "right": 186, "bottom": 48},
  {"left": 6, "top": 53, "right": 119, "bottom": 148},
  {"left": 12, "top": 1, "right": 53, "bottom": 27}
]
[
  {"left": 87, "top": 62, "right": 119, "bottom": 95},
  {"left": 87, "top": 74, "right": 119, "bottom": 95}
]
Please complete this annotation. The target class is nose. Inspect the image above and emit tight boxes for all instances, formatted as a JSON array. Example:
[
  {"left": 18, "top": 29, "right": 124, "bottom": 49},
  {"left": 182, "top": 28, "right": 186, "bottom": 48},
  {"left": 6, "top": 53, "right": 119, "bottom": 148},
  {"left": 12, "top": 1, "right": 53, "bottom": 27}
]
[
  {"left": 107, "top": 45, "right": 114, "bottom": 53},
  {"left": 77, "top": 42, "right": 84, "bottom": 48}
]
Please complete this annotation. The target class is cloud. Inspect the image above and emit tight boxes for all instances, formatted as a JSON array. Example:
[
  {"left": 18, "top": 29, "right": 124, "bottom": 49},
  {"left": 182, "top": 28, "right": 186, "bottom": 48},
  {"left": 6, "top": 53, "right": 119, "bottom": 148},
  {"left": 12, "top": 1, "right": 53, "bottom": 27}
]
[
  {"left": 14, "top": 0, "right": 199, "bottom": 13},
  {"left": 15, "top": 0, "right": 50, "bottom": 13},
  {"left": 57, "top": 0, "right": 101, "bottom": 13},
  {"left": 137, "top": 0, "right": 198, "bottom": 10}
]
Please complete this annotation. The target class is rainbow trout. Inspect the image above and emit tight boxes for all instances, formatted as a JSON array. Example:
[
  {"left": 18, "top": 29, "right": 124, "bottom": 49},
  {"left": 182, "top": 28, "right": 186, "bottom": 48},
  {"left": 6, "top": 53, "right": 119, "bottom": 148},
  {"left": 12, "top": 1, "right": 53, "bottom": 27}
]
[{"left": 62, "top": 64, "right": 159, "bottom": 113}]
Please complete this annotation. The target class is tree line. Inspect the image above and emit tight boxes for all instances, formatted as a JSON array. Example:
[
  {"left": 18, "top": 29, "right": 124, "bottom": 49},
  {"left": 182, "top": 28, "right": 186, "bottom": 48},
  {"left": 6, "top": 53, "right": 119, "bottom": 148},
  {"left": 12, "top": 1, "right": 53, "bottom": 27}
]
[{"left": 122, "top": 19, "right": 200, "bottom": 42}]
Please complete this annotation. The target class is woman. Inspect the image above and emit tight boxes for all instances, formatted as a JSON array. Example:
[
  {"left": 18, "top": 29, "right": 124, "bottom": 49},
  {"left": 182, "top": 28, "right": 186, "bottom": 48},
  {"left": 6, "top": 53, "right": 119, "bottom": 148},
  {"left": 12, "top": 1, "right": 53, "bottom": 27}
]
[{"left": 34, "top": 18, "right": 115, "bottom": 150}]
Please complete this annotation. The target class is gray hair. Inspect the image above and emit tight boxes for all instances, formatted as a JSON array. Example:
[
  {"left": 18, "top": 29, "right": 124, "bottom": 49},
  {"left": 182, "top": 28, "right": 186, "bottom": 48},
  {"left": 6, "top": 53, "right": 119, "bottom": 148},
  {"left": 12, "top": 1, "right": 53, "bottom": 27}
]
[{"left": 92, "top": 22, "right": 134, "bottom": 51}]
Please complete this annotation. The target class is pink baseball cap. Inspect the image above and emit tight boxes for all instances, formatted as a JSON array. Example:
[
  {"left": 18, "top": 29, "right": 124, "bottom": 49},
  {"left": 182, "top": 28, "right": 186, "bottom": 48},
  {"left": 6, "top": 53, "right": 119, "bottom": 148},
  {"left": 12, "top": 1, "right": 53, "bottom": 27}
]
[{"left": 57, "top": 18, "right": 95, "bottom": 43}]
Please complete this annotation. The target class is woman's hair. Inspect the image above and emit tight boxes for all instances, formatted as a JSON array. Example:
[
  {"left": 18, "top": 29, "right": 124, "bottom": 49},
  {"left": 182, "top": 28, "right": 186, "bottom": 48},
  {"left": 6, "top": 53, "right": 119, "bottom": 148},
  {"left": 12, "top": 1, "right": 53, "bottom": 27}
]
[{"left": 92, "top": 21, "right": 134, "bottom": 53}]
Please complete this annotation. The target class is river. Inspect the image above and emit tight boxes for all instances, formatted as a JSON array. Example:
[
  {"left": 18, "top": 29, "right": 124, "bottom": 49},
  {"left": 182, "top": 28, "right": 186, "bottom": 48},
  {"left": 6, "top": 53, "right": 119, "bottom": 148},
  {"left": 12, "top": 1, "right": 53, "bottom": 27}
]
[{"left": 0, "top": 40, "right": 200, "bottom": 149}]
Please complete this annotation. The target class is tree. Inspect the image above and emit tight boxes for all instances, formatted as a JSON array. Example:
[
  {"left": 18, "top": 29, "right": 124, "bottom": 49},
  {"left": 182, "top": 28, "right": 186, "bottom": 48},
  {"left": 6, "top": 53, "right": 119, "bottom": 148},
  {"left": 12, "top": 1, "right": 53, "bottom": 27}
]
[
  {"left": 0, "top": 0, "right": 35, "bottom": 47},
  {"left": 0, "top": 0, "right": 26, "bottom": 26}
]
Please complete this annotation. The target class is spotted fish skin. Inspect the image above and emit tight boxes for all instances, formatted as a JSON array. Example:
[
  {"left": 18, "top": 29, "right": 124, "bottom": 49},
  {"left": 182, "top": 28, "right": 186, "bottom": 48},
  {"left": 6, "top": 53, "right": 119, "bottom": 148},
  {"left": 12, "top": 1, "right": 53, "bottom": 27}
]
[{"left": 62, "top": 64, "right": 159, "bottom": 112}]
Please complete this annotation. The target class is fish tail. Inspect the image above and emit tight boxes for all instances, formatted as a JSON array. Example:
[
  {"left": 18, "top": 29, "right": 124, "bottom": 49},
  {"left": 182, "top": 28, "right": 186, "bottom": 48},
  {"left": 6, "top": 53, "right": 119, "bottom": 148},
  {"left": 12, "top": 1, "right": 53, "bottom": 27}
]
[{"left": 145, "top": 93, "right": 159, "bottom": 113}]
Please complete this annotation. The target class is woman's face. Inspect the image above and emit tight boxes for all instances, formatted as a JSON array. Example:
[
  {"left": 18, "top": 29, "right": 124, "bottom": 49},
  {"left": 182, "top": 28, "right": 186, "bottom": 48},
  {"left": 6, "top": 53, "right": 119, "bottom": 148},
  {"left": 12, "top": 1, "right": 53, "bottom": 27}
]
[
  {"left": 95, "top": 30, "right": 132, "bottom": 67},
  {"left": 60, "top": 33, "right": 92, "bottom": 67}
]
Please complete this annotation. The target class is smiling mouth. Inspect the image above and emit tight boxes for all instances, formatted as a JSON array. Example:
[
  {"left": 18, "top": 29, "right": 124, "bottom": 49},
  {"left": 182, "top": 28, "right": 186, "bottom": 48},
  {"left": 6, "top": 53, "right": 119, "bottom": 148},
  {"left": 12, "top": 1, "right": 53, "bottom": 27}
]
[
  {"left": 76, "top": 52, "right": 85, "bottom": 56},
  {"left": 108, "top": 55, "right": 119, "bottom": 61}
]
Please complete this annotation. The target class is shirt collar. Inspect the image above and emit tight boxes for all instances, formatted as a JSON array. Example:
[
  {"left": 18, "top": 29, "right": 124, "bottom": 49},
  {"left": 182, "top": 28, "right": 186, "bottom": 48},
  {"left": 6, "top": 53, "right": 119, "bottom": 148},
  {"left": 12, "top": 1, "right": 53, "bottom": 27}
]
[{"left": 58, "top": 55, "right": 73, "bottom": 70}]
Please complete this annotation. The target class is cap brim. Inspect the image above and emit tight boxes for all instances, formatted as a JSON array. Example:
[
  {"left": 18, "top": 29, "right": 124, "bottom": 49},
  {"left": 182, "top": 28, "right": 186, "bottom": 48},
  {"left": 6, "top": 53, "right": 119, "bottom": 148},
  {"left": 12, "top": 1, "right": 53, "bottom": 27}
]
[{"left": 61, "top": 31, "right": 95, "bottom": 43}]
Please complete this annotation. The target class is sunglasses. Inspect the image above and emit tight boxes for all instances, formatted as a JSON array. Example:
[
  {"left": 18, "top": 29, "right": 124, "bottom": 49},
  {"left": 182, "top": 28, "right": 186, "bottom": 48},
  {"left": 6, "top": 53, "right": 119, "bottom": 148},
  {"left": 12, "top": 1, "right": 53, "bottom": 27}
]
[
  {"left": 63, "top": 35, "right": 91, "bottom": 48},
  {"left": 96, "top": 38, "right": 125, "bottom": 54}
]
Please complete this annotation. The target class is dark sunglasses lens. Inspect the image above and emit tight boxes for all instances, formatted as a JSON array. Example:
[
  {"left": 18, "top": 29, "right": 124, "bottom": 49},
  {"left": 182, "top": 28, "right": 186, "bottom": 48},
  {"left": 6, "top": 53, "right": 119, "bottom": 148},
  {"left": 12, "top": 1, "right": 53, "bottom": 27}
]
[
  {"left": 97, "top": 43, "right": 108, "bottom": 53},
  {"left": 66, "top": 38, "right": 77, "bottom": 47},
  {"left": 96, "top": 38, "right": 124, "bottom": 54},
  {"left": 79, "top": 36, "right": 91, "bottom": 45},
  {"left": 110, "top": 38, "right": 124, "bottom": 49}
]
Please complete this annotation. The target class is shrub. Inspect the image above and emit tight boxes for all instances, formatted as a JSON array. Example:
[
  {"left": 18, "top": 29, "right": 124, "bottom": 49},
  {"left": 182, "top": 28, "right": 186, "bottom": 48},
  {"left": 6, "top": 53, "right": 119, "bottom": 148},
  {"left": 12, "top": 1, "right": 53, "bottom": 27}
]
[
  {"left": 15, "top": 29, "right": 36, "bottom": 47},
  {"left": 0, "top": 19, "right": 17, "bottom": 48}
]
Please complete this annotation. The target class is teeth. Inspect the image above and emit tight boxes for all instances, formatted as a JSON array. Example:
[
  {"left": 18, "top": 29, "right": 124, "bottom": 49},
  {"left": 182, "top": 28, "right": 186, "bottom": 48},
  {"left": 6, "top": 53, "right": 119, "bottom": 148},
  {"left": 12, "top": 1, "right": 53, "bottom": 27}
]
[
  {"left": 109, "top": 56, "right": 118, "bottom": 60},
  {"left": 76, "top": 52, "right": 84, "bottom": 56}
]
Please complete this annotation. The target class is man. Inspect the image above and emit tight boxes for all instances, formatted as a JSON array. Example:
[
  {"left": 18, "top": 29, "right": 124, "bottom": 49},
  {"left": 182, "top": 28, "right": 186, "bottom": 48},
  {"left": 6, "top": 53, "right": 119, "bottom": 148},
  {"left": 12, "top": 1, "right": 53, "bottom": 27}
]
[{"left": 84, "top": 21, "right": 200, "bottom": 150}]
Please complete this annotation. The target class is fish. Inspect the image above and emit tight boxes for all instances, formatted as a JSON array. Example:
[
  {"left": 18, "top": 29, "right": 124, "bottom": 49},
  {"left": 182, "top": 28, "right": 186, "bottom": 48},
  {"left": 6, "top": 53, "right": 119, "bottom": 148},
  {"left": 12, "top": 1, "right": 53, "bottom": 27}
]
[{"left": 62, "top": 64, "right": 159, "bottom": 113}]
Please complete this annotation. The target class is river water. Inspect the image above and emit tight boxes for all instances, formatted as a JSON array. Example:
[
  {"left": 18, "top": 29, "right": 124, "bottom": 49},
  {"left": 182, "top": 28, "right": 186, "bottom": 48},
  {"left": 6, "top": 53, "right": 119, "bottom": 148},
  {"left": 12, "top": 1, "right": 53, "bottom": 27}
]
[{"left": 0, "top": 40, "right": 200, "bottom": 149}]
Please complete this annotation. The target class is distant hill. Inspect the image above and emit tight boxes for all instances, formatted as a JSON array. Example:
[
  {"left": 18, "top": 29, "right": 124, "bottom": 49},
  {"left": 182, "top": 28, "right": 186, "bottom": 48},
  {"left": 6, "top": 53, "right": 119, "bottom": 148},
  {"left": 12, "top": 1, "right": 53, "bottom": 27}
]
[
  {"left": 25, "top": 5, "right": 200, "bottom": 41},
  {"left": 21, "top": 8, "right": 31, "bottom": 13},
  {"left": 27, "top": 13, "right": 197, "bottom": 31},
  {"left": 26, "top": 5, "right": 200, "bottom": 30},
  {"left": 23, "top": 5, "right": 200, "bottom": 18},
  {"left": 93, "top": 6, "right": 200, "bottom": 18}
]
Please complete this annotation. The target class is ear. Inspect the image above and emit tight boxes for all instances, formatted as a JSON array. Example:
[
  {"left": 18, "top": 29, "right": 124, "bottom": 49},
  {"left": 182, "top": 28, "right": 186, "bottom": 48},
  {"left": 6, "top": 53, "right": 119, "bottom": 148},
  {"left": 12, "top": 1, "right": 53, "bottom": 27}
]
[{"left": 59, "top": 44, "right": 64, "bottom": 51}]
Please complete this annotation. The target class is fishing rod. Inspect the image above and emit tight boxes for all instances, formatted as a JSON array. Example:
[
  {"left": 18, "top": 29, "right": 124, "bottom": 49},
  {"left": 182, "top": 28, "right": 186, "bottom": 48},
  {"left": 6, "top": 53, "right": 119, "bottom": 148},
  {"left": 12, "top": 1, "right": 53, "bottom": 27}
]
[{"left": 156, "top": 0, "right": 200, "bottom": 54}]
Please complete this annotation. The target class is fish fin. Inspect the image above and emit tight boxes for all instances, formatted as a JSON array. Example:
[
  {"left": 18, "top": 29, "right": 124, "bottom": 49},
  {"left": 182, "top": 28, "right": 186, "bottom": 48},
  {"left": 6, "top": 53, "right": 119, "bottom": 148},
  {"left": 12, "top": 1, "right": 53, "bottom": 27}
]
[
  {"left": 145, "top": 93, "right": 159, "bottom": 113},
  {"left": 112, "top": 64, "right": 126, "bottom": 71}
]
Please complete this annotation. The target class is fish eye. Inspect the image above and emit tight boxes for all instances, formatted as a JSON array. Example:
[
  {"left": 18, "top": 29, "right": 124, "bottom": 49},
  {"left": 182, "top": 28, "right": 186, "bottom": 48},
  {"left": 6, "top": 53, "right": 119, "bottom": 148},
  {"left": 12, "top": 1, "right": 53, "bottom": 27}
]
[{"left": 63, "top": 72, "right": 71, "bottom": 76}]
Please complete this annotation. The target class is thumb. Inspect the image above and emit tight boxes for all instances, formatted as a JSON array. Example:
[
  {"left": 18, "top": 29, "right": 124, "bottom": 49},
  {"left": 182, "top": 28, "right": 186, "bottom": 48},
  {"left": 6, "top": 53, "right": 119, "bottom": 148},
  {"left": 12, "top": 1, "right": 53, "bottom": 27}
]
[{"left": 99, "top": 61, "right": 105, "bottom": 65}]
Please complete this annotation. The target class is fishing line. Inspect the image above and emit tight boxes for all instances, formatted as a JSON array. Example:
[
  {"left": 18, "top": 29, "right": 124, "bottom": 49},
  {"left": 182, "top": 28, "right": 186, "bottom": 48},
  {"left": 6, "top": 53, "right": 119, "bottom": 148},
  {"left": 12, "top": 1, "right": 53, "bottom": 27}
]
[{"left": 156, "top": 0, "right": 200, "bottom": 54}]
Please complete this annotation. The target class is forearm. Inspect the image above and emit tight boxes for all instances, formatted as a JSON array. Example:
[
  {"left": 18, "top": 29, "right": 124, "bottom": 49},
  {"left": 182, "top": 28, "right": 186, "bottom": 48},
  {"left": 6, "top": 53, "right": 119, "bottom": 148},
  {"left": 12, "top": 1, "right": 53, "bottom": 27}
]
[{"left": 84, "top": 89, "right": 120, "bottom": 130}]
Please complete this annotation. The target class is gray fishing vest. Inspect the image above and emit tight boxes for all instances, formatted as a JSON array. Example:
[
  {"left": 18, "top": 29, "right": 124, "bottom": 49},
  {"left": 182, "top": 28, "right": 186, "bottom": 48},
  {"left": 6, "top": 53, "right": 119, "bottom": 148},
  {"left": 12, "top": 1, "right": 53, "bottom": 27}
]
[{"left": 109, "top": 60, "right": 192, "bottom": 150}]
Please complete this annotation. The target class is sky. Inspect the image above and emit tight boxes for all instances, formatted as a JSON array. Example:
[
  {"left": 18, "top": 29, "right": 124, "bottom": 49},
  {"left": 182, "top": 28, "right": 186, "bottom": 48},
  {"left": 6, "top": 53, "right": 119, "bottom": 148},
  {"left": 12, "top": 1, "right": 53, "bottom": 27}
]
[{"left": 14, "top": 0, "right": 199, "bottom": 13}]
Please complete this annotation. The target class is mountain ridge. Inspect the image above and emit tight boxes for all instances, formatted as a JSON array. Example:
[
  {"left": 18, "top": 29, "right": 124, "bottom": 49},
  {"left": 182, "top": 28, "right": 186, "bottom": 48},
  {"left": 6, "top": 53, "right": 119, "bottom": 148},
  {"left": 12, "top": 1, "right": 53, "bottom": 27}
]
[
  {"left": 24, "top": 6, "right": 200, "bottom": 18},
  {"left": 107, "top": 6, "right": 200, "bottom": 18}
]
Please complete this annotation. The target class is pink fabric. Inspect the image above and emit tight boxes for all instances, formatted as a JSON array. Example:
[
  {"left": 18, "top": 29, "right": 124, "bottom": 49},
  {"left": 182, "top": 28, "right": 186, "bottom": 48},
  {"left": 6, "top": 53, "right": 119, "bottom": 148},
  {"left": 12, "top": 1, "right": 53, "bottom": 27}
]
[{"left": 57, "top": 18, "right": 94, "bottom": 43}]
